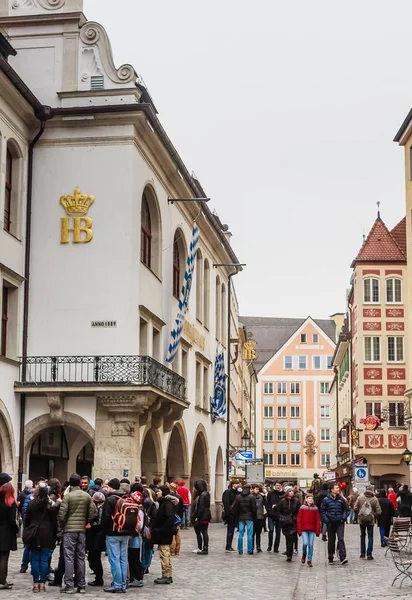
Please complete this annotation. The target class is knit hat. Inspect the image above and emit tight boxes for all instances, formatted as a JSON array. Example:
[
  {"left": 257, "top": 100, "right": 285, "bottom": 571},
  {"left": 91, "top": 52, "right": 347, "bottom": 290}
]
[
  {"left": 160, "top": 485, "right": 169, "bottom": 497},
  {"left": 170, "top": 482, "right": 178, "bottom": 490},
  {"left": 179, "top": 481, "right": 186, "bottom": 486},
  {"left": 92, "top": 492, "right": 106, "bottom": 504},
  {"left": 120, "top": 478, "right": 130, "bottom": 485},
  {"left": 284, "top": 486, "right": 293, "bottom": 494},
  {"left": 108, "top": 478, "right": 120, "bottom": 490},
  {"left": 0, "top": 473, "right": 11, "bottom": 487}
]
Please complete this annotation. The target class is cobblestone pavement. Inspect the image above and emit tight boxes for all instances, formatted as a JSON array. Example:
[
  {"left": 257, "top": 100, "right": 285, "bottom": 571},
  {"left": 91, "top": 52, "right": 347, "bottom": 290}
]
[{"left": 6, "top": 524, "right": 412, "bottom": 599}]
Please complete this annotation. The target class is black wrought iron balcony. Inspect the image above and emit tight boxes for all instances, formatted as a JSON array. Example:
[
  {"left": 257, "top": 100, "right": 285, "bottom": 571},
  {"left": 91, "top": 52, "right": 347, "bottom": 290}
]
[{"left": 18, "top": 355, "right": 186, "bottom": 401}]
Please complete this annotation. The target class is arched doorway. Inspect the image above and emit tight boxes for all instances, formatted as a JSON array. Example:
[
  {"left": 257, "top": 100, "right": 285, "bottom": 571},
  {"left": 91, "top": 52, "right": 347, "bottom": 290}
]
[
  {"left": 190, "top": 429, "right": 209, "bottom": 490},
  {"left": 166, "top": 424, "right": 188, "bottom": 483},
  {"left": 29, "top": 426, "right": 94, "bottom": 483},
  {"left": 141, "top": 429, "right": 163, "bottom": 484},
  {"left": 0, "top": 402, "right": 16, "bottom": 479},
  {"left": 215, "top": 447, "right": 224, "bottom": 503}
]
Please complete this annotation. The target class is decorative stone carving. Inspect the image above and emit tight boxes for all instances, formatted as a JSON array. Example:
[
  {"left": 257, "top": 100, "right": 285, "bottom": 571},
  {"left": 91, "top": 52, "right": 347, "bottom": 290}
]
[
  {"left": 164, "top": 407, "right": 185, "bottom": 433},
  {"left": 111, "top": 421, "right": 135, "bottom": 437},
  {"left": 80, "top": 22, "right": 136, "bottom": 85},
  {"left": 80, "top": 48, "right": 102, "bottom": 83},
  {"left": 12, "top": 0, "right": 66, "bottom": 9},
  {"left": 46, "top": 394, "right": 64, "bottom": 421}
]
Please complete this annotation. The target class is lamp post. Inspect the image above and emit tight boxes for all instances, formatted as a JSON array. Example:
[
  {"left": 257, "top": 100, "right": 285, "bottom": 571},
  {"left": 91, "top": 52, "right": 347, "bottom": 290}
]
[
  {"left": 402, "top": 448, "right": 412, "bottom": 487},
  {"left": 326, "top": 456, "right": 331, "bottom": 470}
]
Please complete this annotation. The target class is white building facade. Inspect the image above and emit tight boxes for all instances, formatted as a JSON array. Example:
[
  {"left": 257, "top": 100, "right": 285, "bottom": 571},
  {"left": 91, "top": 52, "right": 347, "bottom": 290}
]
[{"left": 0, "top": 0, "right": 241, "bottom": 512}]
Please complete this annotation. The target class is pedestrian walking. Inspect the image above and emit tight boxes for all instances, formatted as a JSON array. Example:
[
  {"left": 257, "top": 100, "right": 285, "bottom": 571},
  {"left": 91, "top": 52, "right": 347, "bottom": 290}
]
[
  {"left": 59, "top": 473, "right": 97, "bottom": 594},
  {"left": 24, "top": 482, "right": 58, "bottom": 593},
  {"left": 0, "top": 478, "right": 18, "bottom": 589},
  {"left": 388, "top": 487, "right": 397, "bottom": 512},
  {"left": 86, "top": 492, "right": 106, "bottom": 587},
  {"left": 19, "top": 479, "right": 34, "bottom": 574},
  {"left": 316, "top": 483, "right": 329, "bottom": 541},
  {"left": 230, "top": 484, "right": 256, "bottom": 555},
  {"left": 397, "top": 484, "right": 412, "bottom": 517},
  {"left": 191, "top": 480, "right": 212, "bottom": 555},
  {"left": 297, "top": 493, "right": 321, "bottom": 567},
  {"left": 278, "top": 486, "right": 300, "bottom": 562},
  {"left": 222, "top": 479, "right": 240, "bottom": 551},
  {"left": 354, "top": 485, "right": 381, "bottom": 559},
  {"left": 252, "top": 485, "right": 266, "bottom": 553},
  {"left": 152, "top": 486, "right": 179, "bottom": 584},
  {"left": 321, "top": 483, "right": 348, "bottom": 565},
  {"left": 348, "top": 487, "right": 360, "bottom": 524},
  {"left": 376, "top": 489, "right": 395, "bottom": 547},
  {"left": 266, "top": 481, "right": 284, "bottom": 552},
  {"left": 177, "top": 481, "right": 191, "bottom": 529}
]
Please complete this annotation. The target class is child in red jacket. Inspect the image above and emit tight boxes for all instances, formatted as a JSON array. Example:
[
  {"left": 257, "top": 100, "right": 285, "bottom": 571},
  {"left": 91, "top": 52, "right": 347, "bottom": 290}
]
[{"left": 297, "top": 493, "right": 321, "bottom": 567}]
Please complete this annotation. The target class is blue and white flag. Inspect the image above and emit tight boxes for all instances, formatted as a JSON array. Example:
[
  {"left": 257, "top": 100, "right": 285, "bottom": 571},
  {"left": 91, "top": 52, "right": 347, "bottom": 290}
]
[
  {"left": 210, "top": 348, "right": 226, "bottom": 423},
  {"left": 166, "top": 226, "right": 200, "bottom": 363}
]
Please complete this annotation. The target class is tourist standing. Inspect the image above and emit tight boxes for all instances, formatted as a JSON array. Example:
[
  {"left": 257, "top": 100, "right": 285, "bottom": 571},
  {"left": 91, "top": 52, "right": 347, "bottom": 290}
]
[
  {"left": 297, "top": 493, "right": 320, "bottom": 567},
  {"left": 267, "top": 481, "right": 284, "bottom": 552},
  {"left": 192, "top": 480, "right": 212, "bottom": 555},
  {"left": 169, "top": 483, "right": 184, "bottom": 556},
  {"left": 59, "top": 473, "right": 97, "bottom": 594},
  {"left": 222, "top": 479, "right": 240, "bottom": 552},
  {"left": 231, "top": 484, "right": 256, "bottom": 555},
  {"left": 0, "top": 479, "right": 18, "bottom": 589},
  {"left": 354, "top": 485, "right": 382, "bottom": 559},
  {"left": 152, "top": 486, "right": 179, "bottom": 584},
  {"left": 316, "top": 483, "right": 329, "bottom": 541},
  {"left": 177, "top": 481, "right": 191, "bottom": 529},
  {"left": 19, "top": 478, "right": 34, "bottom": 574},
  {"left": 397, "top": 484, "right": 412, "bottom": 518},
  {"left": 376, "top": 490, "right": 395, "bottom": 547},
  {"left": 321, "top": 483, "right": 348, "bottom": 565},
  {"left": 388, "top": 487, "right": 397, "bottom": 512},
  {"left": 252, "top": 485, "right": 266, "bottom": 553},
  {"left": 277, "top": 486, "right": 300, "bottom": 562},
  {"left": 348, "top": 487, "right": 360, "bottom": 524},
  {"left": 86, "top": 492, "right": 106, "bottom": 587}
]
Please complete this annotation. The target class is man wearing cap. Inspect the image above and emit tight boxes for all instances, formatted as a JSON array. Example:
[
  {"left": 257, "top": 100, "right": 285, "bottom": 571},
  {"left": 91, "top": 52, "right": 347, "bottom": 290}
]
[
  {"left": 59, "top": 473, "right": 97, "bottom": 593},
  {"left": 101, "top": 478, "right": 129, "bottom": 593}
]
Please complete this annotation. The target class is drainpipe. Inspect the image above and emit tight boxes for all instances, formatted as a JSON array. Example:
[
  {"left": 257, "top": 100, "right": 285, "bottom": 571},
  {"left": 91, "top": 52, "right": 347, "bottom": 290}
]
[
  {"left": 18, "top": 119, "right": 47, "bottom": 489},
  {"left": 226, "top": 268, "right": 240, "bottom": 482}
]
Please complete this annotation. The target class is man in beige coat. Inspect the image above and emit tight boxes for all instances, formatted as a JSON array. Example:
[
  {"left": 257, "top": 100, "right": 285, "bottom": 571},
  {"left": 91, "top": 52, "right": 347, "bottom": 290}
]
[{"left": 354, "top": 485, "right": 382, "bottom": 560}]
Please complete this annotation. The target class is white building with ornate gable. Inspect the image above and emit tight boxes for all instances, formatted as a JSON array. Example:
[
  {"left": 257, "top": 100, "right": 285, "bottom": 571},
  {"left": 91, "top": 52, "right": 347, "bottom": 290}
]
[{"left": 0, "top": 0, "right": 242, "bottom": 512}]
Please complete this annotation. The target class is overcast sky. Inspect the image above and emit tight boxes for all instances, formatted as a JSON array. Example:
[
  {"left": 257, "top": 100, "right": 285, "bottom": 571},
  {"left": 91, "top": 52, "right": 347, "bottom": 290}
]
[{"left": 84, "top": 0, "right": 410, "bottom": 319}]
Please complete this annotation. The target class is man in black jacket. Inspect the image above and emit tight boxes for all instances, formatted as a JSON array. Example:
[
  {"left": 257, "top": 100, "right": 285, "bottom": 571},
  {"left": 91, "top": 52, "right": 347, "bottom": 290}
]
[
  {"left": 222, "top": 479, "right": 240, "bottom": 551},
  {"left": 316, "top": 483, "right": 329, "bottom": 541},
  {"left": 152, "top": 486, "right": 179, "bottom": 585},
  {"left": 231, "top": 485, "right": 257, "bottom": 555},
  {"left": 266, "top": 481, "right": 284, "bottom": 552}
]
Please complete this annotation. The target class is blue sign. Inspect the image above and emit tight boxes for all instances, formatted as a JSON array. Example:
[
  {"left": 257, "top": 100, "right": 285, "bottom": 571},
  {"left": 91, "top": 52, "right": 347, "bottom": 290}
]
[
  {"left": 235, "top": 451, "right": 253, "bottom": 461},
  {"left": 356, "top": 468, "right": 367, "bottom": 479}
]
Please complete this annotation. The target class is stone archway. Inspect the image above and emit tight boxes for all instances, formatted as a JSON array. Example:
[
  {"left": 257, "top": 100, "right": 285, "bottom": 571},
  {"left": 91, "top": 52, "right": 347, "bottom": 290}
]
[
  {"left": 214, "top": 446, "right": 224, "bottom": 503},
  {"left": 190, "top": 425, "right": 210, "bottom": 490},
  {"left": 141, "top": 428, "right": 163, "bottom": 484},
  {"left": 0, "top": 399, "right": 16, "bottom": 480},
  {"left": 165, "top": 422, "right": 189, "bottom": 483}
]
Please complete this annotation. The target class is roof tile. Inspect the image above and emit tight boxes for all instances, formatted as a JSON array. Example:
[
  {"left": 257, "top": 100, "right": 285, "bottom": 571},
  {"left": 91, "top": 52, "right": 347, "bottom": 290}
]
[
  {"left": 390, "top": 217, "right": 407, "bottom": 257},
  {"left": 353, "top": 217, "right": 406, "bottom": 265}
]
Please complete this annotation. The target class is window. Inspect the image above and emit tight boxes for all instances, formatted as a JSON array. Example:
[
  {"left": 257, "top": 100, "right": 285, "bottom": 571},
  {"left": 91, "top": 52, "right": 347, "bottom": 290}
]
[
  {"left": 277, "top": 406, "right": 287, "bottom": 418},
  {"left": 277, "top": 430, "right": 287, "bottom": 442},
  {"left": 290, "top": 382, "right": 300, "bottom": 394},
  {"left": 386, "top": 279, "right": 402, "bottom": 304},
  {"left": 152, "top": 327, "right": 161, "bottom": 361},
  {"left": 341, "top": 430, "right": 347, "bottom": 443},
  {"left": 203, "top": 259, "right": 210, "bottom": 328},
  {"left": 277, "top": 454, "right": 287, "bottom": 466},
  {"left": 1, "top": 285, "right": 8, "bottom": 356},
  {"left": 290, "top": 406, "right": 300, "bottom": 418},
  {"left": 320, "top": 382, "right": 330, "bottom": 394},
  {"left": 195, "top": 361, "right": 202, "bottom": 407},
  {"left": 284, "top": 356, "right": 293, "bottom": 370},
  {"left": 366, "top": 402, "right": 382, "bottom": 418},
  {"left": 140, "top": 187, "right": 161, "bottom": 276},
  {"left": 291, "top": 454, "right": 301, "bottom": 466},
  {"left": 277, "top": 382, "right": 286, "bottom": 394},
  {"left": 4, "top": 149, "right": 12, "bottom": 233},
  {"left": 327, "top": 356, "right": 333, "bottom": 369},
  {"left": 389, "top": 402, "right": 405, "bottom": 427},
  {"left": 139, "top": 318, "right": 148, "bottom": 355},
  {"left": 140, "top": 193, "right": 152, "bottom": 268},
  {"left": 364, "top": 336, "right": 381, "bottom": 362},
  {"left": 313, "top": 356, "right": 321, "bottom": 370},
  {"left": 298, "top": 356, "right": 307, "bottom": 370},
  {"left": 388, "top": 336, "right": 404, "bottom": 362},
  {"left": 264, "top": 406, "right": 274, "bottom": 418},
  {"left": 320, "top": 405, "right": 330, "bottom": 418},
  {"left": 215, "top": 276, "right": 221, "bottom": 341},
  {"left": 173, "top": 233, "right": 181, "bottom": 298},
  {"left": 320, "top": 429, "right": 330, "bottom": 441},
  {"left": 300, "top": 334, "right": 307, "bottom": 343},
  {"left": 203, "top": 365, "right": 209, "bottom": 409},
  {"left": 264, "top": 453, "right": 274, "bottom": 466},
  {"left": 320, "top": 454, "right": 331, "bottom": 467},
  {"left": 313, "top": 334, "right": 319, "bottom": 343},
  {"left": 221, "top": 284, "right": 227, "bottom": 344},
  {"left": 264, "top": 430, "right": 274, "bottom": 442},
  {"left": 196, "top": 250, "right": 203, "bottom": 322},
  {"left": 290, "top": 430, "right": 300, "bottom": 442},
  {"left": 264, "top": 383, "right": 274, "bottom": 394},
  {"left": 364, "top": 278, "right": 380, "bottom": 303}
]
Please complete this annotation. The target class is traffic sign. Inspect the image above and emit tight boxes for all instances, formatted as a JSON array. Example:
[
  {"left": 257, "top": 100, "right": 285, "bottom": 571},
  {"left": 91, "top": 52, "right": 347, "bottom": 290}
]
[
  {"left": 235, "top": 450, "right": 253, "bottom": 461},
  {"left": 355, "top": 466, "right": 369, "bottom": 483}
]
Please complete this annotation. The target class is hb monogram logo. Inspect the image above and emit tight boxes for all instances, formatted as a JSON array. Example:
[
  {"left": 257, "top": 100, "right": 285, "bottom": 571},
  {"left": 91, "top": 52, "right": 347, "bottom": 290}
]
[{"left": 60, "top": 187, "right": 95, "bottom": 244}]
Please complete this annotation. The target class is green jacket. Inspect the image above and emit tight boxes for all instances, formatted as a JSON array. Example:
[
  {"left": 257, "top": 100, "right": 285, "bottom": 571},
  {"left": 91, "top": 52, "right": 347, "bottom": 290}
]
[{"left": 59, "top": 487, "right": 97, "bottom": 533}]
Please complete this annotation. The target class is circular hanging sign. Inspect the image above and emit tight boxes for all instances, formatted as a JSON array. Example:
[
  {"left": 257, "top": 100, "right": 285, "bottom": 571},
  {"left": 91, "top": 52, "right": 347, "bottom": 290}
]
[{"left": 360, "top": 415, "right": 380, "bottom": 430}]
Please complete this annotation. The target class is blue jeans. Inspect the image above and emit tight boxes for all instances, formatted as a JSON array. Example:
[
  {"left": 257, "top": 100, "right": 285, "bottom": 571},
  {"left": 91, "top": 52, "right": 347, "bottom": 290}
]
[
  {"left": 21, "top": 544, "right": 30, "bottom": 569},
  {"left": 360, "top": 524, "right": 374, "bottom": 556},
  {"left": 238, "top": 520, "right": 253, "bottom": 554},
  {"left": 31, "top": 547, "right": 50, "bottom": 583},
  {"left": 141, "top": 540, "right": 153, "bottom": 571},
  {"left": 301, "top": 530, "right": 315, "bottom": 561},
  {"left": 182, "top": 506, "right": 189, "bottom": 528},
  {"left": 106, "top": 536, "right": 128, "bottom": 590}
]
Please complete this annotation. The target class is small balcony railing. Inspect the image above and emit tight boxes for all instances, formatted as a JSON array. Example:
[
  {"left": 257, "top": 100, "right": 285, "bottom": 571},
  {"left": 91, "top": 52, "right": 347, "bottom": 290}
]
[{"left": 18, "top": 355, "right": 186, "bottom": 401}]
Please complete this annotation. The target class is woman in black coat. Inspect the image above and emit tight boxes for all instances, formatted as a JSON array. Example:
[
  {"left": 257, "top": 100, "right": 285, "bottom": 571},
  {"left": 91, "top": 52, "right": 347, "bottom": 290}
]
[
  {"left": 277, "top": 487, "right": 301, "bottom": 562},
  {"left": 24, "top": 483, "right": 58, "bottom": 592},
  {"left": 377, "top": 489, "right": 395, "bottom": 547},
  {"left": 192, "top": 480, "right": 212, "bottom": 555},
  {"left": 0, "top": 482, "right": 18, "bottom": 589}
]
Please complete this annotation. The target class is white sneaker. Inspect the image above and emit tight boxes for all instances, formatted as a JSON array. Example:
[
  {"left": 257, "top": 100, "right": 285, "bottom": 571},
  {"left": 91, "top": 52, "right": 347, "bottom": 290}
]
[{"left": 192, "top": 549, "right": 201, "bottom": 554}]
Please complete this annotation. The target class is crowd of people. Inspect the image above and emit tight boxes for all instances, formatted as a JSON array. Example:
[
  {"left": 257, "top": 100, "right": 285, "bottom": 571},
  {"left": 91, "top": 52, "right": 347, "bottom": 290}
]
[{"left": 0, "top": 471, "right": 210, "bottom": 592}]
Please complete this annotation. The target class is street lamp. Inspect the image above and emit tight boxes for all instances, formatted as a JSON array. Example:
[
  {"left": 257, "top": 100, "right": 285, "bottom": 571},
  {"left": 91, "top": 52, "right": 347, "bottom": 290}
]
[
  {"left": 241, "top": 429, "right": 250, "bottom": 452},
  {"left": 326, "top": 456, "right": 331, "bottom": 470},
  {"left": 402, "top": 448, "right": 412, "bottom": 466}
]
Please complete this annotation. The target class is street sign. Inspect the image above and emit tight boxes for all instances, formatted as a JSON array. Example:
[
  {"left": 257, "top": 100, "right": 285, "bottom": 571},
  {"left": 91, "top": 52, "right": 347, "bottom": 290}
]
[
  {"left": 235, "top": 450, "right": 253, "bottom": 461},
  {"left": 246, "top": 462, "right": 265, "bottom": 484},
  {"left": 354, "top": 466, "right": 369, "bottom": 483},
  {"left": 323, "top": 470, "right": 336, "bottom": 481}
]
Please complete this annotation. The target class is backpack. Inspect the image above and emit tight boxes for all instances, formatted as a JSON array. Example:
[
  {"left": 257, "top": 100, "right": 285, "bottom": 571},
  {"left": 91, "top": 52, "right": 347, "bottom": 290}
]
[
  {"left": 141, "top": 509, "right": 151, "bottom": 541},
  {"left": 112, "top": 496, "right": 140, "bottom": 534},
  {"left": 358, "top": 499, "right": 374, "bottom": 524}
]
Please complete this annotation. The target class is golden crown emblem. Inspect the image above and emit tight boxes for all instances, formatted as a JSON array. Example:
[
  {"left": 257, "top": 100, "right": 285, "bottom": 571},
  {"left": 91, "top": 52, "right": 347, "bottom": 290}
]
[{"left": 60, "top": 187, "right": 95, "bottom": 217}]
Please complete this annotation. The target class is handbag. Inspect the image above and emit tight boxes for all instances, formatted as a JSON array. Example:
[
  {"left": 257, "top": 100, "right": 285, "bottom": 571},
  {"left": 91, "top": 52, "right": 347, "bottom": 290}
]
[{"left": 22, "top": 506, "right": 48, "bottom": 547}]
